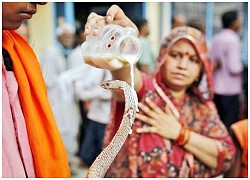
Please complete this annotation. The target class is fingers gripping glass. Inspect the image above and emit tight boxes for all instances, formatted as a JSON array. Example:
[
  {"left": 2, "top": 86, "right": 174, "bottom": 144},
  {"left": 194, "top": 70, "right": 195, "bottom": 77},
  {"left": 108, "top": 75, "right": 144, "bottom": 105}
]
[{"left": 81, "top": 24, "right": 142, "bottom": 69}]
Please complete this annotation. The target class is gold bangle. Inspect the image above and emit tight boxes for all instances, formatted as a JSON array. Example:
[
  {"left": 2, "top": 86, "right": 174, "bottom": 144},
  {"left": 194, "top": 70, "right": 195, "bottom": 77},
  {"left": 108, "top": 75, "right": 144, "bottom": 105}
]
[{"left": 181, "top": 129, "right": 191, "bottom": 146}]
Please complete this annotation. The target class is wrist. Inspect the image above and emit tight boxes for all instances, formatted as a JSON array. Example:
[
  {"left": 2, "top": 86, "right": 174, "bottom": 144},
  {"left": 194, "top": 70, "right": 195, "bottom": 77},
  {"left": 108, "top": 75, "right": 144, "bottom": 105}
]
[
  {"left": 173, "top": 123, "right": 182, "bottom": 140},
  {"left": 175, "top": 124, "right": 191, "bottom": 146}
]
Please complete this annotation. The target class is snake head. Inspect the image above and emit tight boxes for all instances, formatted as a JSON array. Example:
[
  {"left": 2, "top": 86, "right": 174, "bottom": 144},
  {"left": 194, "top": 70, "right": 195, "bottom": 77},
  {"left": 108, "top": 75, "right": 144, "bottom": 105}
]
[
  {"left": 101, "top": 80, "right": 123, "bottom": 90},
  {"left": 101, "top": 80, "right": 114, "bottom": 89}
]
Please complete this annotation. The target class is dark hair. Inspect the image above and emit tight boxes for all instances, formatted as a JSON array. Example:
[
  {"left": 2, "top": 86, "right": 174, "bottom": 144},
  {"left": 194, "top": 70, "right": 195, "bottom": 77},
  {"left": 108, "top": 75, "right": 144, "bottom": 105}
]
[
  {"left": 171, "top": 16, "right": 175, "bottom": 25},
  {"left": 188, "top": 19, "right": 202, "bottom": 30},
  {"left": 134, "top": 18, "right": 148, "bottom": 31},
  {"left": 222, "top": 10, "right": 238, "bottom": 28}
]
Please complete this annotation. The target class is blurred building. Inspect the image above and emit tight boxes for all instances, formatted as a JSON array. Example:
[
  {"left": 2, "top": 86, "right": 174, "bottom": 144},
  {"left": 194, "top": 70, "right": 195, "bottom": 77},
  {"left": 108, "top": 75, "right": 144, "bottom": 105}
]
[{"left": 28, "top": 2, "right": 247, "bottom": 57}]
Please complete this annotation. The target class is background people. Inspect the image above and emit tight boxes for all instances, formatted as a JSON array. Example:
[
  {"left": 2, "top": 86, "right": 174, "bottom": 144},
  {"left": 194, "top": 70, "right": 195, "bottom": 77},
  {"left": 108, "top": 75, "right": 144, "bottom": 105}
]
[
  {"left": 74, "top": 68, "right": 112, "bottom": 167},
  {"left": 84, "top": 8, "right": 236, "bottom": 177},
  {"left": 65, "top": 26, "right": 112, "bottom": 167},
  {"left": 187, "top": 18, "right": 206, "bottom": 34},
  {"left": 134, "top": 18, "right": 155, "bottom": 75},
  {"left": 39, "top": 23, "right": 81, "bottom": 162},
  {"left": 68, "top": 26, "right": 90, "bottom": 159},
  {"left": 241, "top": 32, "right": 248, "bottom": 119},
  {"left": 171, "top": 14, "right": 187, "bottom": 29},
  {"left": 209, "top": 10, "right": 243, "bottom": 129}
]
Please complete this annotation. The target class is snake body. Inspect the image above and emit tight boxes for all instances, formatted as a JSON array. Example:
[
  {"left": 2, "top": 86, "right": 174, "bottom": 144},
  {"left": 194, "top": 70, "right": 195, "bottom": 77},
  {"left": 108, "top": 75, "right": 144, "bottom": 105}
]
[{"left": 86, "top": 80, "right": 137, "bottom": 178}]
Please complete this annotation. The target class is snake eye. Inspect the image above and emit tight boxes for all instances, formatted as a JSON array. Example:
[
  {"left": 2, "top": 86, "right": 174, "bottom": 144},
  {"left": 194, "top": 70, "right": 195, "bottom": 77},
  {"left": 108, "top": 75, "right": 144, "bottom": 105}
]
[
  {"left": 108, "top": 44, "right": 112, "bottom": 48},
  {"left": 111, "top": 36, "right": 115, "bottom": 41}
]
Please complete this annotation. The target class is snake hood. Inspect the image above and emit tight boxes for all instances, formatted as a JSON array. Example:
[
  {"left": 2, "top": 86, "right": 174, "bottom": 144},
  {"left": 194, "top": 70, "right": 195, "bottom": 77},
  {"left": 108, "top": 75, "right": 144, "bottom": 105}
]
[{"left": 153, "top": 26, "right": 214, "bottom": 102}]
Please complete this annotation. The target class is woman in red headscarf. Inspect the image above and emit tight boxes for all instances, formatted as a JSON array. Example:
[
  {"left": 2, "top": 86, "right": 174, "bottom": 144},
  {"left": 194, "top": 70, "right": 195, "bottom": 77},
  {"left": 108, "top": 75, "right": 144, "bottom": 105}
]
[{"left": 84, "top": 11, "right": 236, "bottom": 177}]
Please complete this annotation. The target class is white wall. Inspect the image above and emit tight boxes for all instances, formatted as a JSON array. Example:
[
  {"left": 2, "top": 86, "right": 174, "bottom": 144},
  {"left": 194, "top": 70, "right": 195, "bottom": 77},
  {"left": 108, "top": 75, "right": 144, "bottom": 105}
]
[
  {"left": 144, "top": 2, "right": 160, "bottom": 57},
  {"left": 29, "top": 3, "right": 55, "bottom": 57},
  {"left": 144, "top": 2, "right": 171, "bottom": 56},
  {"left": 160, "top": 2, "right": 171, "bottom": 42}
]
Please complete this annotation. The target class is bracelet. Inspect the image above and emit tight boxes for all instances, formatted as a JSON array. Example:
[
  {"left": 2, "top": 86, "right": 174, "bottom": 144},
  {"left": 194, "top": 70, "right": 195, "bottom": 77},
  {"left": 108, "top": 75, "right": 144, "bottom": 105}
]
[
  {"left": 175, "top": 125, "right": 186, "bottom": 144},
  {"left": 175, "top": 124, "right": 191, "bottom": 146},
  {"left": 180, "top": 128, "right": 191, "bottom": 146}
]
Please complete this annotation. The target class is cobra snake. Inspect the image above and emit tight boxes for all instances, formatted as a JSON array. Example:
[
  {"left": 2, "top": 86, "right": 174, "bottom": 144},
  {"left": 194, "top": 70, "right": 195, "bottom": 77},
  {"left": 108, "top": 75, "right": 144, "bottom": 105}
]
[{"left": 86, "top": 80, "right": 138, "bottom": 178}]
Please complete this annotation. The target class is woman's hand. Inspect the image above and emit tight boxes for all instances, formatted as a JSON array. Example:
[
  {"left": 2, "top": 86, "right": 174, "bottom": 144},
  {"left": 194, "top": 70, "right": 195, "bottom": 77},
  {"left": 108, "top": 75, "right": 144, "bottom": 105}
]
[
  {"left": 136, "top": 97, "right": 182, "bottom": 140},
  {"left": 84, "top": 4, "right": 138, "bottom": 36},
  {"left": 211, "top": 58, "right": 221, "bottom": 72},
  {"left": 82, "top": 5, "right": 139, "bottom": 71}
]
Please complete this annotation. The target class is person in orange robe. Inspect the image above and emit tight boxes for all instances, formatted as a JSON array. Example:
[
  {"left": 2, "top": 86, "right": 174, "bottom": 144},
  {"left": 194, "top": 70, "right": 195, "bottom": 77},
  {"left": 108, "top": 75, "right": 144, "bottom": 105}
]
[
  {"left": 2, "top": 2, "right": 71, "bottom": 177},
  {"left": 224, "top": 119, "right": 248, "bottom": 178}
]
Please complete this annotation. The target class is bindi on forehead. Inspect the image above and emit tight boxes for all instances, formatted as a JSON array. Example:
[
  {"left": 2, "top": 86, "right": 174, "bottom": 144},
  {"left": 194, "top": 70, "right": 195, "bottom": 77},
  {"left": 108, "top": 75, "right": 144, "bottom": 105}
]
[{"left": 171, "top": 46, "right": 197, "bottom": 57}]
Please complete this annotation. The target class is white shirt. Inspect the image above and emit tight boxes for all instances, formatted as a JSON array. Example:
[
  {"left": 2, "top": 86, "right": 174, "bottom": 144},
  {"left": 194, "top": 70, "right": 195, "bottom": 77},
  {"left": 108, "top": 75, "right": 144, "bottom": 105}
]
[{"left": 69, "top": 46, "right": 112, "bottom": 124}]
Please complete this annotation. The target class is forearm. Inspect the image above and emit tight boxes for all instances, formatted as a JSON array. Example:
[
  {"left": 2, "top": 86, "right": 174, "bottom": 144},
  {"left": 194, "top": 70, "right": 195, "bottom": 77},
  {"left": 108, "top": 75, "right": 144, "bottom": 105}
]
[
  {"left": 184, "top": 131, "right": 218, "bottom": 169},
  {"left": 111, "top": 65, "right": 142, "bottom": 101},
  {"left": 139, "top": 64, "right": 150, "bottom": 74}
]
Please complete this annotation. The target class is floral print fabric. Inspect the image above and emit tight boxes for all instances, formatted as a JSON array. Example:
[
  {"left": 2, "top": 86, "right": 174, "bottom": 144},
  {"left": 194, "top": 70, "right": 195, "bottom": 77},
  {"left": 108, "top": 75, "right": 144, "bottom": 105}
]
[{"left": 104, "top": 73, "right": 235, "bottom": 178}]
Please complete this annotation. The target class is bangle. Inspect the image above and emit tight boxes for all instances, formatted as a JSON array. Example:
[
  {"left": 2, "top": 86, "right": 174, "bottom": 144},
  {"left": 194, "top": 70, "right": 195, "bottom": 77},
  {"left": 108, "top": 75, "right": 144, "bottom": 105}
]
[
  {"left": 180, "top": 128, "right": 191, "bottom": 146},
  {"left": 175, "top": 124, "right": 185, "bottom": 144},
  {"left": 175, "top": 124, "right": 191, "bottom": 146}
]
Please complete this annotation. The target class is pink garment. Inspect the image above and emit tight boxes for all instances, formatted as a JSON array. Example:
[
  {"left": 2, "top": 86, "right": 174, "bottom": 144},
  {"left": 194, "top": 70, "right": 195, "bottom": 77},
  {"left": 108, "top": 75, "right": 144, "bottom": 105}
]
[
  {"left": 2, "top": 60, "right": 36, "bottom": 177},
  {"left": 209, "top": 29, "right": 243, "bottom": 95}
]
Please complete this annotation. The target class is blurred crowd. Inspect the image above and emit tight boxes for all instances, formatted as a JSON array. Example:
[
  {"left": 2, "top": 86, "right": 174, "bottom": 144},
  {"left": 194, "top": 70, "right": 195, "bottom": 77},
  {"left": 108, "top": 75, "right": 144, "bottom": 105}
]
[{"left": 3, "top": 2, "right": 247, "bottom": 178}]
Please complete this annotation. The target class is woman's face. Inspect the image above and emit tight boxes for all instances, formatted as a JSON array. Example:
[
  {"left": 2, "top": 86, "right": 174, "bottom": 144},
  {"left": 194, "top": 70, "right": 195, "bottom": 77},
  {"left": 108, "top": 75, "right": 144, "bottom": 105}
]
[{"left": 162, "top": 39, "right": 202, "bottom": 91}]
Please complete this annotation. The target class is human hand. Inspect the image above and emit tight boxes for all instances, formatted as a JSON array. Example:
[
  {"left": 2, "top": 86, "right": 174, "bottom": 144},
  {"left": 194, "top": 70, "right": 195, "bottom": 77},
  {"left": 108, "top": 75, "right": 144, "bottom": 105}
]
[
  {"left": 84, "top": 4, "right": 138, "bottom": 36},
  {"left": 84, "top": 100, "right": 91, "bottom": 113},
  {"left": 83, "top": 5, "right": 139, "bottom": 71},
  {"left": 136, "top": 97, "right": 182, "bottom": 140},
  {"left": 212, "top": 58, "right": 221, "bottom": 71}
]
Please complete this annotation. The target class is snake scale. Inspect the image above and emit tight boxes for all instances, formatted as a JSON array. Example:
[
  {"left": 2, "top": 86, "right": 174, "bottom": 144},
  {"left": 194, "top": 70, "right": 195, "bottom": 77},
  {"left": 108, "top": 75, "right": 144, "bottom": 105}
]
[{"left": 86, "top": 80, "right": 137, "bottom": 178}]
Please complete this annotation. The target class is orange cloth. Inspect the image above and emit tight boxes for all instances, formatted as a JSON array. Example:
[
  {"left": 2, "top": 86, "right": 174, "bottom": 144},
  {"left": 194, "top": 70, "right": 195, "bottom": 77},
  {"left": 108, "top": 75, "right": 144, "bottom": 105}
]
[
  {"left": 231, "top": 119, "right": 248, "bottom": 178},
  {"left": 2, "top": 30, "right": 71, "bottom": 177}
]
